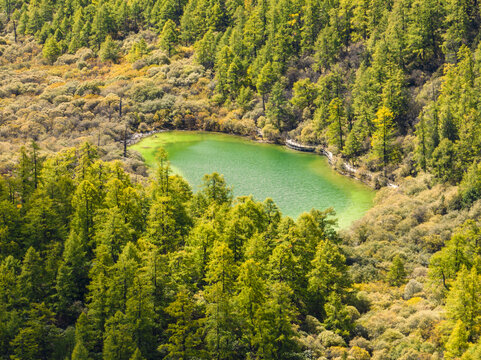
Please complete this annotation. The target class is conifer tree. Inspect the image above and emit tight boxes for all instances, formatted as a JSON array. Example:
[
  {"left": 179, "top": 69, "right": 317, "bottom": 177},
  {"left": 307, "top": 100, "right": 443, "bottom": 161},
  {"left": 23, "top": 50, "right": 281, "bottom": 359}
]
[
  {"left": 43, "top": 36, "right": 61, "bottom": 64},
  {"left": 323, "top": 292, "right": 353, "bottom": 336},
  {"left": 71, "top": 340, "right": 90, "bottom": 360},
  {"left": 103, "top": 311, "right": 136, "bottom": 360},
  {"left": 204, "top": 241, "right": 237, "bottom": 359},
  {"left": 445, "top": 320, "right": 469, "bottom": 359},
  {"left": 18, "top": 247, "right": 44, "bottom": 303},
  {"left": 56, "top": 232, "right": 89, "bottom": 324},
  {"left": 327, "top": 97, "right": 345, "bottom": 150},
  {"left": 99, "top": 35, "right": 120, "bottom": 63},
  {"left": 256, "top": 61, "right": 275, "bottom": 110},
  {"left": 195, "top": 29, "right": 218, "bottom": 68},
  {"left": 307, "top": 239, "right": 349, "bottom": 318},
  {"left": 266, "top": 80, "right": 290, "bottom": 132},
  {"left": 160, "top": 288, "right": 204, "bottom": 359},
  {"left": 446, "top": 267, "right": 481, "bottom": 341},
  {"left": 387, "top": 255, "right": 407, "bottom": 286},
  {"left": 160, "top": 19, "right": 179, "bottom": 57},
  {"left": 371, "top": 106, "right": 395, "bottom": 171}
]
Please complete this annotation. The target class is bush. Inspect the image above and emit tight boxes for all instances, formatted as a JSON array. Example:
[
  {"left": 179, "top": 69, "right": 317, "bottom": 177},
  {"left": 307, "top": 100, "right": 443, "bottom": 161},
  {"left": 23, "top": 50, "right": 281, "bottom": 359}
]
[
  {"left": 75, "top": 48, "right": 94, "bottom": 62},
  {"left": 129, "top": 81, "right": 164, "bottom": 102},
  {"left": 349, "top": 346, "right": 371, "bottom": 360},
  {"left": 318, "top": 330, "right": 346, "bottom": 348},
  {"left": 55, "top": 54, "right": 78, "bottom": 65},
  {"left": 262, "top": 123, "right": 280, "bottom": 142},
  {"left": 403, "top": 279, "right": 423, "bottom": 300}
]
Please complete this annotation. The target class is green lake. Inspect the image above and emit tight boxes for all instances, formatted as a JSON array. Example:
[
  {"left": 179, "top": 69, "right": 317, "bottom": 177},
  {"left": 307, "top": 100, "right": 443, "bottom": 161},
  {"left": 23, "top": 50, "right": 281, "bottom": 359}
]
[{"left": 130, "top": 131, "right": 375, "bottom": 228}]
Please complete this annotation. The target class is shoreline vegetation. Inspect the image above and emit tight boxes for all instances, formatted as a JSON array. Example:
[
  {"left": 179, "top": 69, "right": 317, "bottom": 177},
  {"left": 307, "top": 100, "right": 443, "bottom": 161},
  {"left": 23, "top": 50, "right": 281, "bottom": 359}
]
[
  {"left": 128, "top": 128, "right": 398, "bottom": 189},
  {"left": 129, "top": 131, "right": 375, "bottom": 226}
]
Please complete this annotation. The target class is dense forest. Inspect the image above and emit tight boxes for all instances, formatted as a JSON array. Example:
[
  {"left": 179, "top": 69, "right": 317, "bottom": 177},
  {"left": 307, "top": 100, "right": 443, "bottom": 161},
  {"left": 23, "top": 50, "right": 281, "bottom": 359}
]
[
  {"left": 6, "top": 0, "right": 481, "bottom": 183},
  {"left": 4, "top": 142, "right": 481, "bottom": 360},
  {"left": 2, "top": 0, "right": 481, "bottom": 358}
]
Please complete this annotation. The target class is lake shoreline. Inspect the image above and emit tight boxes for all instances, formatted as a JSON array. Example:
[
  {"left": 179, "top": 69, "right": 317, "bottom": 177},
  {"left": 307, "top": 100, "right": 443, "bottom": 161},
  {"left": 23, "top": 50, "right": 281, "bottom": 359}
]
[
  {"left": 127, "top": 128, "right": 395, "bottom": 190},
  {"left": 129, "top": 131, "right": 375, "bottom": 227}
]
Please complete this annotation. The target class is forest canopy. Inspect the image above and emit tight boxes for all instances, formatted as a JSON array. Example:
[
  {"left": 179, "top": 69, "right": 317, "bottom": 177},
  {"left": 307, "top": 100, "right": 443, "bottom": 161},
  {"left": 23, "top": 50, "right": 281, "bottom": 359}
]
[{"left": 2, "top": 0, "right": 481, "bottom": 358}]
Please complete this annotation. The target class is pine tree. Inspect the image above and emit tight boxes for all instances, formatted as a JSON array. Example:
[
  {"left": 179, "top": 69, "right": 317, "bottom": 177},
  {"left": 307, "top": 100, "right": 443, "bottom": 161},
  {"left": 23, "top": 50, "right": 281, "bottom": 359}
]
[
  {"left": 24, "top": 190, "right": 64, "bottom": 251},
  {"left": 323, "top": 292, "right": 353, "bottom": 337},
  {"left": 387, "top": 255, "right": 407, "bottom": 286},
  {"left": 266, "top": 80, "right": 290, "bottom": 132},
  {"left": 327, "top": 97, "right": 345, "bottom": 150},
  {"left": 267, "top": 240, "right": 302, "bottom": 298},
  {"left": 197, "top": 172, "right": 232, "bottom": 208},
  {"left": 226, "top": 56, "right": 243, "bottom": 99},
  {"left": 103, "top": 311, "right": 136, "bottom": 360},
  {"left": 290, "top": 78, "right": 318, "bottom": 113},
  {"left": 56, "top": 232, "right": 89, "bottom": 324},
  {"left": 256, "top": 61, "right": 275, "bottom": 110},
  {"left": 99, "top": 36, "right": 120, "bottom": 63},
  {"left": 160, "top": 19, "right": 179, "bottom": 57},
  {"left": 195, "top": 29, "right": 218, "bottom": 68},
  {"left": 307, "top": 239, "right": 349, "bottom": 318},
  {"left": 343, "top": 122, "right": 363, "bottom": 160},
  {"left": 445, "top": 320, "right": 469, "bottom": 359},
  {"left": 430, "top": 138, "right": 459, "bottom": 183},
  {"left": 71, "top": 340, "right": 90, "bottom": 360},
  {"left": 129, "top": 348, "right": 146, "bottom": 360},
  {"left": 214, "top": 45, "right": 234, "bottom": 100},
  {"left": 446, "top": 267, "right": 481, "bottom": 341},
  {"left": 43, "top": 36, "right": 61, "bottom": 64},
  {"left": 10, "top": 303, "right": 60, "bottom": 360},
  {"left": 204, "top": 241, "right": 237, "bottom": 359},
  {"left": 91, "top": 3, "right": 114, "bottom": 49},
  {"left": 18, "top": 247, "right": 44, "bottom": 303},
  {"left": 314, "top": 25, "right": 341, "bottom": 72},
  {"left": 371, "top": 106, "right": 395, "bottom": 171},
  {"left": 235, "top": 259, "right": 267, "bottom": 355},
  {"left": 263, "top": 281, "right": 299, "bottom": 358},
  {"left": 160, "top": 288, "right": 204, "bottom": 359},
  {"left": 87, "top": 244, "right": 113, "bottom": 344},
  {"left": 187, "top": 222, "right": 216, "bottom": 275}
]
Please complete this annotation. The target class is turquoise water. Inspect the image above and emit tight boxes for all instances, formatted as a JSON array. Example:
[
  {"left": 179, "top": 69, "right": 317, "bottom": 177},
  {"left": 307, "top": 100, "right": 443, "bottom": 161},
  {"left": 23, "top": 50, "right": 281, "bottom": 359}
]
[{"left": 131, "top": 131, "right": 374, "bottom": 228}]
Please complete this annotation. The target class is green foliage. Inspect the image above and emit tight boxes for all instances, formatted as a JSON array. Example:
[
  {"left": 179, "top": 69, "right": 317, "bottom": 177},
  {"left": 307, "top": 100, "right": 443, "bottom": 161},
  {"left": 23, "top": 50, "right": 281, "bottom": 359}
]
[
  {"left": 127, "top": 39, "right": 149, "bottom": 62},
  {"left": 256, "top": 61, "right": 276, "bottom": 109},
  {"left": 160, "top": 288, "right": 204, "bottom": 359},
  {"left": 431, "top": 138, "right": 459, "bottom": 183},
  {"left": 6, "top": 0, "right": 481, "bottom": 357},
  {"left": 371, "top": 106, "right": 396, "bottom": 170},
  {"left": 327, "top": 97, "right": 346, "bottom": 151},
  {"left": 43, "top": 36, "right": 61, "bottom": 64},
  {"left": 387, "top": 255, "right": 407, "bottom": 286},
  {"left": 459, "top": 162, "right": 481, "bottom": 206},
  {"left": 0, "top": 143, "right": 359, "bottom": 359},
  {"left": 446, "top": 267, "right": 481, "bottom": 341},
  {"left": 99, "top": 36, "right": 120, "bottom": 63},
  {"left": 71, "top": 340, "right": 90, "bottom": 360},
  {"left": 10, "top": 303, "right": 60, "bottom": 360},
  {"left": 159, "top": 19, "right": 179, "bottom": 57},
  {"left": 445, "top": 321, "right": 469, "bottom": 359}
]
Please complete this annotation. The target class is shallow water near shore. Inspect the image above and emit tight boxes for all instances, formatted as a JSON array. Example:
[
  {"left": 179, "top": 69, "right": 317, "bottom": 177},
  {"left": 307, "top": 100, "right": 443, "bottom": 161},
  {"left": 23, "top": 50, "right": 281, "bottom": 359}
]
[{"left": 130, "top": 131, "right": 375, "bottom": 228}]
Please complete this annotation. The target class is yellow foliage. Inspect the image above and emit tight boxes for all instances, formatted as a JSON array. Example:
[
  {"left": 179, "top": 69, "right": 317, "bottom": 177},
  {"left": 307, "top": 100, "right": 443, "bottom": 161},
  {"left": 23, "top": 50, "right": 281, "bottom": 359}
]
[
  {"left": 329, "top": 346, "right": 348, "bottom": 358},
  {"left": 406, "top": 296, "right": 423, "bottom": 306},
  {"left": 349, "top": 346, "right": 371, "bottom": 360},
  {"left": 46, "top": 81, "right": 67, "bottom": 89}
]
